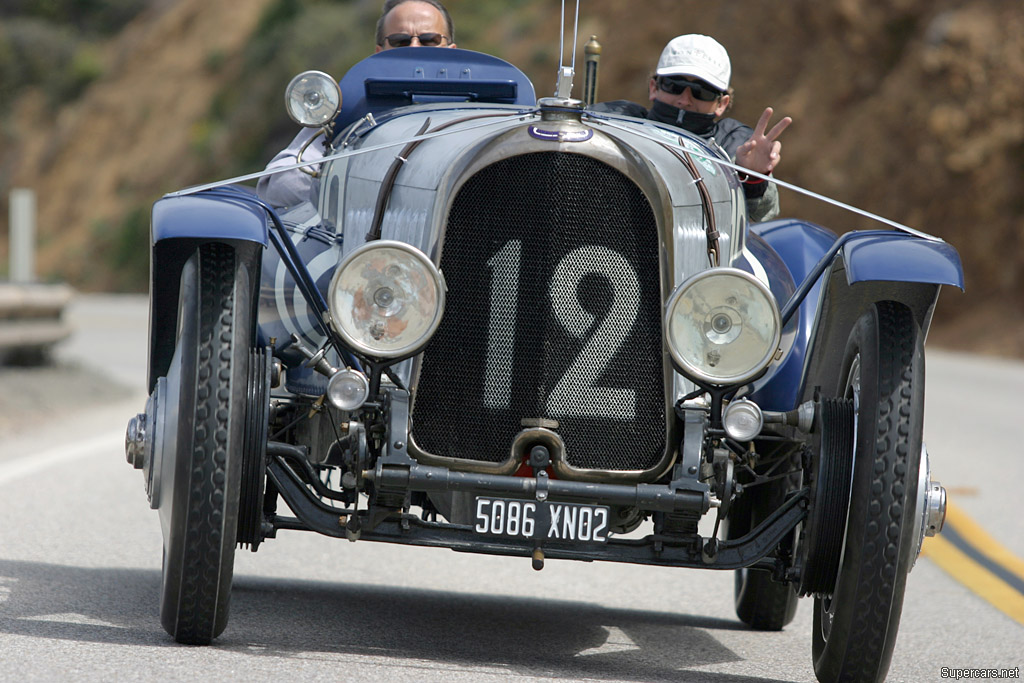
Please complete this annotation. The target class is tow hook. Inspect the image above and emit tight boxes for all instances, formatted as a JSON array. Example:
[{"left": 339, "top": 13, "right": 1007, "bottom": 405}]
[{"left": 532, "top": 548, "right": 545, "bottom": 571}]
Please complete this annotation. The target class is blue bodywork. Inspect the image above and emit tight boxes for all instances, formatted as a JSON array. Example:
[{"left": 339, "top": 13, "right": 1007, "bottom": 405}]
[{"left": 741, "top": 220, "right": 834, "bottom": 411}]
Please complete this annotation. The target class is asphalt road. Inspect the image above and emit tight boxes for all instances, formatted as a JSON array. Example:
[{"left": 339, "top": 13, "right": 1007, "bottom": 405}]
[{"left": 0, "top": 294, "right": 1020, "bottom": 682}]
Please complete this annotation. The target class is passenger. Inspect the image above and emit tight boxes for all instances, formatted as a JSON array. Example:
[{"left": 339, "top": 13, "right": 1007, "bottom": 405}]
[
  {"left": 592, "top": 34, "right": 792, "bottom": 222},
  {"left": 257, "top": 0, "right": 457, "bottom": 208}
]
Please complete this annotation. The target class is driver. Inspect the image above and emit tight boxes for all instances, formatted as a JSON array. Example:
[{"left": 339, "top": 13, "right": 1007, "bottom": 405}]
[
  {"left": 592, "top": 34, "right": 792, "bottom": 223},
  {"left": 257, "top": 0, "right": 457, "bottom": 208}
]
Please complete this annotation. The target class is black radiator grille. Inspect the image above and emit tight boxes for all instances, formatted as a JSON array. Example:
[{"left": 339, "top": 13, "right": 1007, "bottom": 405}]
[{"left": 412, "top": 152, "right": 666, "bottom": 472}]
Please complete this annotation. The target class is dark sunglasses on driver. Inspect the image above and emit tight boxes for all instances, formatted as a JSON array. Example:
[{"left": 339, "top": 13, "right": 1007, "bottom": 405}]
[
  {"left": 384, "top": 32, "right": 448, "bottom": 47},
  {"left": 656, "top": 76, "right": 724, "bottom": 102}
]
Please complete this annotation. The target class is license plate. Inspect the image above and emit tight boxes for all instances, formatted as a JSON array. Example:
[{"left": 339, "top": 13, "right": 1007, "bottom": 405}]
[{"left": 474, "top": 497, "right": 609, "bottom": 543}]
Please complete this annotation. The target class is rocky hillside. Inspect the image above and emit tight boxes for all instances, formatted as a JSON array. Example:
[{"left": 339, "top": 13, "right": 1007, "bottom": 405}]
[{"left": 1, "top": 0, "right": 1021, "bottom": 356}]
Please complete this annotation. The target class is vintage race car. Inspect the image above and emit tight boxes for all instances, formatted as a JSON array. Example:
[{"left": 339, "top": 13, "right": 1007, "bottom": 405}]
[{"left": 125, "top": 45, "right": 962, "bottom": 682}]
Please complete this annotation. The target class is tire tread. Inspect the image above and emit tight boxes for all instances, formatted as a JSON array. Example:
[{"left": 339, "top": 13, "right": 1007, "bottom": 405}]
[
  {"left": 812, "top": 301, "right": 922, "bottom": 683},
  {"left": 842, "top": 302, "right": 916, "bottom": 681},
  {"left": 171, "top": 244, "right": 238, "bottom": 645}
]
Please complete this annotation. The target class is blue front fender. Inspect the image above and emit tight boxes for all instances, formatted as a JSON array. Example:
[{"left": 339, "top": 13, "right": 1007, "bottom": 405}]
[
  {"left": 842, "top": 232, "right": 963, "bottom": 289},
  {"left": 794, "top": 231, "right": 963, "bottom": 406},
  {"left": 152, "top": 191, "right": 269, "bottom": 246},
  {"left": 147, "top": 190, "right": 269, "bottom": 390}
]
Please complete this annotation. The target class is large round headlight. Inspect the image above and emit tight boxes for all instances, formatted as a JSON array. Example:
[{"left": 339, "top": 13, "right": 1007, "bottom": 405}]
[
  {"left": 665, "top": 268, "right": 781, "bottom": 385},
  {"left": 328, "top": 241, "right": 445, "bottom": 360},
  {"left": 285, "top": 70, "right": 342, "bottom": 127}
]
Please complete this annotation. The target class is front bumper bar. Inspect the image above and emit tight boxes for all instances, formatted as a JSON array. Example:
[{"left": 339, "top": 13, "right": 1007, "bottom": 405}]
[{"left": 267, "top": 455, "right": 808, "bottom": 571}]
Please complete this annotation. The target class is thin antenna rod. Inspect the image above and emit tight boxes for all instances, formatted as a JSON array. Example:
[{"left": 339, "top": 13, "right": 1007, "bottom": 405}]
[
  {"left": 559, "top": 0, "right": 566, "bottom": 67},
  {"left": 558, "top": 0, "right": 581, "bottom": 69},
  {"left": 571, "top": 0, "right": 580, "bottom": 72},
  {"left": 553, "top": 0, "right": 577, "bottom": 97}
]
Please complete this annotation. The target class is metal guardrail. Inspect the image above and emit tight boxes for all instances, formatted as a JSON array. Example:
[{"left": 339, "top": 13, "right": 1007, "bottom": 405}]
[{"left": 0, "top": 283, "right": 74, "bottom": 363}]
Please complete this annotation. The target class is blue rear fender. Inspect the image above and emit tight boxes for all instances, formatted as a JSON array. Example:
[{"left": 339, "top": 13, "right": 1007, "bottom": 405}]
[
  {"left": 147, "top": 191, "right": 269, "bottom": 391},
  {"left": 743, "top": 220, "right": 836, "bottom": 411}
]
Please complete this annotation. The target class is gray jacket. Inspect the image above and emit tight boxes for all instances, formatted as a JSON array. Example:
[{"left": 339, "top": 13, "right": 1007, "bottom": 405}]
[{"left": 590, "top": 100, "right": 780, "bottom": 223}]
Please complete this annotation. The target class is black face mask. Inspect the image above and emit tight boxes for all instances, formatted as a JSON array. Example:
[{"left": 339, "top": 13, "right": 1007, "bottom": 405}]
[{"left": 649, "top": 99, "right": 717, "bottom": 136}]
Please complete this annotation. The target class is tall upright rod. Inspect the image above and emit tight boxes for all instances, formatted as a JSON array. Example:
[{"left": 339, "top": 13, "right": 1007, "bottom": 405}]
[{"left": 583, "top": 36, "right": 601, "bottom": 106}]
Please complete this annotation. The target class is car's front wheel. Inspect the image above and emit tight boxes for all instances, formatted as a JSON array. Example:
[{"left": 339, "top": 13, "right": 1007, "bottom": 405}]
[
  {"left": 157, "top": 242, "right": 257, "bottom": 644},
  {"left": 811, "top": 301, "right": 923, "bottom": 683}
]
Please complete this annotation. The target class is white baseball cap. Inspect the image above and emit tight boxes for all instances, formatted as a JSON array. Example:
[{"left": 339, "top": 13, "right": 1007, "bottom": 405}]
[{"left": 655, "top": 34, "right": 731, "bottom": 91}]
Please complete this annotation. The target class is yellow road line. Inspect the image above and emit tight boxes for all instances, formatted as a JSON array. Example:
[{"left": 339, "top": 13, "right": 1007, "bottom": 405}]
[
  {"left": 943, "top": 502, "right": 1024, "bottom": 584},
  {"left": 921, "top": 501, "right": 1024, "bottom": 627}
]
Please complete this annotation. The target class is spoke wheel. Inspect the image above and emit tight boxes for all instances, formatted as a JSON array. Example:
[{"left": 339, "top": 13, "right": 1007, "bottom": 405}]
[
  {"left": 811, "top": 301, "right": 924, "bottom": 683},
  {"left": 157, "top": 243, "right": 257, "bottom": 644}
]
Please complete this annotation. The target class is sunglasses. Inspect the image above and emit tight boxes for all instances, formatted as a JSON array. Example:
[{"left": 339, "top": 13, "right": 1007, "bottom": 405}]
[
  {"left": 384, "top": 32, "right": 448, "bottom": 47},
  {"left": 657, "top": 76, "right": 723, "bottom": 102}
]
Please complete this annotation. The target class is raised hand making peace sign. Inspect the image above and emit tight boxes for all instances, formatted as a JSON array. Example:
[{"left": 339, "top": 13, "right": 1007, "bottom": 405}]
[{"left": 736, "top": 107, "right": 793, "bottom": 176}]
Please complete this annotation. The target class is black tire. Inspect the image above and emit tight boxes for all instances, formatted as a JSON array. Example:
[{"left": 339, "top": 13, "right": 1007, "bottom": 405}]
[
  {"left": 811, "top": 301, "right": 924, "bottom": 683},
  {"left": 730, "top": 458, "right": 800, "bottom": 631},
  {"left": 158, "top": 243, "right": 257, "bottom": 644}
]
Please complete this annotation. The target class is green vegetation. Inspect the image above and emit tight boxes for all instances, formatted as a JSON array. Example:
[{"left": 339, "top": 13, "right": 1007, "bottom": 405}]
[
  {"left": 0, "top": 19, "right": 78, "bottom": 109},
  {"left": 0, "top": 0, "right": 151, "bottom": 34},
  {"left": 0, "top": 1, "right": 151, "bottom": 110},
  {"left": 86, "top": 205, "right": 150, "bottom": 291}
]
